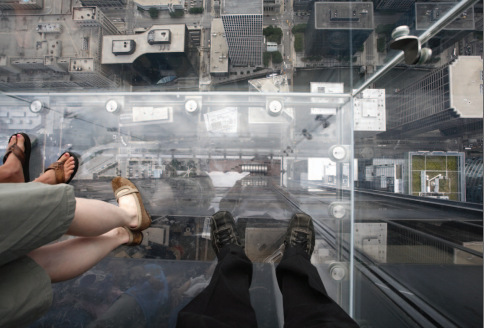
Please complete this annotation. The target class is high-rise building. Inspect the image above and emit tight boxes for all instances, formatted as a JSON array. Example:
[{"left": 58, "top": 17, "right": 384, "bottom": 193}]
[
  {"left": 0, "top": 0, "right": 42, "bottom": 10},
  {"left": 73, "top": 7, "right": 121, "bottom": 36},
  {"left": 221, "top": 0, "right": 263, "bottom": 67},
  {"left": 210, "top": 19, "right": 229, "bottom": 76},
  {"left": 465, "top": 157, "right": 483, "bottom": 204},
  {"left": 405, "top": 151, "right": 465, "bottom": 201},
  {"left": 135, "top": 0, "right": 185, "bottom": 11},
  {"left": 396, "top": 3, "right": 475, "bottom": 56},
  {"left": 380, "top": 56, "right": 483, "bottom": 139},
  {"left": 305, "top": 2, "right": 374, "bottom": 57},
  {"left": 360, "top": 152, "right": 466, "bottom": 202},
  {"left": 373, "top": 0, "right": 468, "bottom": 12},
  {"left": 476, "top": 15, "right": 483, "bottom": 32},
  {"left": 293, "top": 0, "right": 313, "bottom": 11},
  {"left": 264, "top": 0, "right": 281, "bottom": 14},
  {"left": 213, "top": 0, "right": 221, "bottom": 16},
  {"left": 0, "top": 11, "right": 120, "bottom": 91},
  {"left": 69, "top": 58, "right": 119, "bottom": 88},
  {"left": 101, "top": 24, "right": 197, "bottom": 81},
  {"left": 79, "top": 0, "right": 126, "bottom": 8},
  {"left": 373, "top": 0, "right": 415, "bottom": 11},
  {"left": 362, "top": 158, "right": 405, "bottom": 193}
]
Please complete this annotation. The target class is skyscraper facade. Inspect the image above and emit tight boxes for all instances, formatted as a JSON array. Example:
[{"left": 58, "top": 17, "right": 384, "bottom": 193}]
[
  {"left": 73, "top": 6, "right": 121, "bottom": 36},
  {"left": 373, "top": 0, "right": 415, "bottom": 11},
  {"left": 0, "top": 0, "right": 42, "bottom": 10},
  {"left": 221, "top": 0, "right": 263, "bottom": 67},
  {"left": 381, "top": 56, "right": 483, "bottom": 139}
]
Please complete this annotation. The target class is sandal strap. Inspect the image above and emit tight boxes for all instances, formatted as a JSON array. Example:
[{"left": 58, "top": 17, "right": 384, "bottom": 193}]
[
  {"left": 114, "top": 186, "right": 139, "bottom": 201},
  {"left": 4, "top": 144, "right": 25, "bottom": 165},
  {"left": 44, "top": 162, "right": 66, "bottom": 184},
  {"left": 124, "top": 227, "right": 134, "bottom": 245},
  {"left": 115, "top": 186, "right": 142, "bottom": 230},
  {"left": 123, "top": 227, "right": 143, "bottom": 246}
]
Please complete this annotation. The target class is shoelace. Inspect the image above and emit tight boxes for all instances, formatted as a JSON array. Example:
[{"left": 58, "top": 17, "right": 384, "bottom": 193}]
[
  {"left": 215, "top": 227, "right": 234, "bottom": 247},
  {"left": 291, "top": 231, "right": 309, "bottom": 249}
]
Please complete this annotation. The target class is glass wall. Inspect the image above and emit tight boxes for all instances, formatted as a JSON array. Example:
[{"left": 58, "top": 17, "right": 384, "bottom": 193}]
[
  {"left": 0, "top": 0, "right": 481, "bottom": 327},
  {"left": 350, "top": 1, "right": 483, "bottom": 327}
]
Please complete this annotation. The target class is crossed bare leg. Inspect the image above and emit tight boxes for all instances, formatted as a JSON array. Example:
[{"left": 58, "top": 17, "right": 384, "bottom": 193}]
[
  {"left": 27, "top": 189, "right": 142, "bottom": 283},
  {"left": 2, "top": 135, "right": 146, "bottom": 285}
]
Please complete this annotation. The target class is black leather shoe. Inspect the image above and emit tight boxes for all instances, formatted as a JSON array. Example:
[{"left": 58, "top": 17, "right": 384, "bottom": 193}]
[
  {"left": 210, "top": 211, "right": 242, "bottom": 254},
  {"left": 283, "top": 213, "right": 315, "bottom": 256}
]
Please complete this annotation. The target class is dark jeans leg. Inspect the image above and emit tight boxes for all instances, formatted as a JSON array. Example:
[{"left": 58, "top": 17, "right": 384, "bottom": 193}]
[
  {"left": 276, "top": 246, "right": 359, "bottom": 328},
  {"left": 176, "top": 244, "right": 258, "bottom": 328}
]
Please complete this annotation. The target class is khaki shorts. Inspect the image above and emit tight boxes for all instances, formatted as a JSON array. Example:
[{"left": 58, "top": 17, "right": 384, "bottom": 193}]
[
  {"left": 0, "top": 182, "right": 76, "bottom": 328},
  {"left": 0, "top": 256, "right": 52, "bottom": 328}
]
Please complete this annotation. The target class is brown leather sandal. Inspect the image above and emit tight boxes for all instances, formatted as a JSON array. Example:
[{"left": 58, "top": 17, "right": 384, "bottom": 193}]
[
  {"left": 44, "top": 161, "right": 67, "bottom": 184},
  {"left": 43, "top": 152, "right": 79, "bottom": 184},
  {"left": 3, "top": 133, "right": 31, "bottom": 182},
  {"left": 123, "top": 227, "right": 143, "bottom": 246},
  {"left": 112, "top": 177, "right": 152, "bottom": 231}
]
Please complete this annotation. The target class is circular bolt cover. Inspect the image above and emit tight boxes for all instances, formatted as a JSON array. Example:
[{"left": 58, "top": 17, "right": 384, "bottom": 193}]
[
  {"left": 332, "top": 146, "right": 346, "bottom": 160},
  {"left": 361, "top": 147, "right": 374, "bottom": 159},
  {"left": 391, "top": 26, "right": 410, "bottom": 39},
  {"left": 268, "top": 100, "right": 283, "bottom": 115},
  {"left": 330, "top": 265, "right": 346, "bottom": 281},
  {"left": 185, "top": 100, "right": 199, "bottom": 113},
  {"left": 332, "top": 205, "right": 347, "bottom": 219},
  {"left": 30, "top": 100, "right": 43, "bottom": 113},
  {"left": 105, "top": 100, "right": 119, "bottom": 113}
]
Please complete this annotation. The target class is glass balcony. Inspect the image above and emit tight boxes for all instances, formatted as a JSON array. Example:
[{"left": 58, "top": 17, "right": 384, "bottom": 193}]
[{"left": 0, "top": 0, "right": 481, "bottom": 327}]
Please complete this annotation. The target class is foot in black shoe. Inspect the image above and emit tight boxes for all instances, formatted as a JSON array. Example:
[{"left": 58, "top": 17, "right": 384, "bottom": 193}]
[
  {"left": 210, "top": 211, "right": 242, "bottom": 254},
  {"left": 283, "top": 213, "right": 315, "bottom": 257}
]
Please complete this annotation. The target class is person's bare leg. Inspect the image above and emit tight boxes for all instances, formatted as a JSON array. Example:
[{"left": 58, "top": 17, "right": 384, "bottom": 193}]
[
  {"left": 66, "top": 196, "right": 139, "bottom": 237},
  {"left": 33, "top": 153, "right": 76, "bottom": 185},
  {"left": 0, "top": 134, "right": 24, "bottom": 183},
  {"left": 27, "top": 227, "right": 129, "bottom": 283}
]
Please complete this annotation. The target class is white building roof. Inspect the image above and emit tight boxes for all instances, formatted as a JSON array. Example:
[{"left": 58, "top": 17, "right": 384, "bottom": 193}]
[
  {"left": 101, "top": 24, "right": 186, "bottom": 64},
  {"left": 210, "top": 18, "right": 229, "bottom": 74}
]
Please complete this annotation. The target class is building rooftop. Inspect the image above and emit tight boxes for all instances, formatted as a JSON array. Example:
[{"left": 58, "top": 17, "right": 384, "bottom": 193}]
[
  {"left": 449, "top": 56, "right": 483, "bottom": 118},
  {"left": 0, "top": 0, "right": 42, "bottom": 5},
  {"left": 210, "top": 18, "right": 229, "bottom": 74},
  {"left": 222, "top": 0, "right": 262, "bottom": 15},
  {"left": 314, "top": 2, "right": 374, "bottom": 30},
  {"left": 69, "top": 58, "right": 96, "bottom": 72},
  {"left": 72, "top": 6, "right": 98, "bottom": 21},
  {"left": 415, "top": 3, "right": 475, "bottom": 30},
  {"left": 134, "top": 0, "right": 184, "bottom": 7},
  {"left": 310, "top": 82, "right": 344, "bottom": 94},
  {"left": 0, "top": 14, "right": 100, "bottom": 62},
  {"left": 249, "top": 74, "right": 289, "bottom": 92},
  {"left": 101, "top": 24, "right": 187, "bottom": 64}
]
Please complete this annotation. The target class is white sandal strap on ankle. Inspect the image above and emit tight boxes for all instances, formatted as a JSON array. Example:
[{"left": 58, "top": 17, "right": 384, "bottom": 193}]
[
  {"left": 115, "top": 186, "right": 142, "bottom": 230},
  {"left": 115, "top": 186, "right": 138, "bottom": 200}
]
